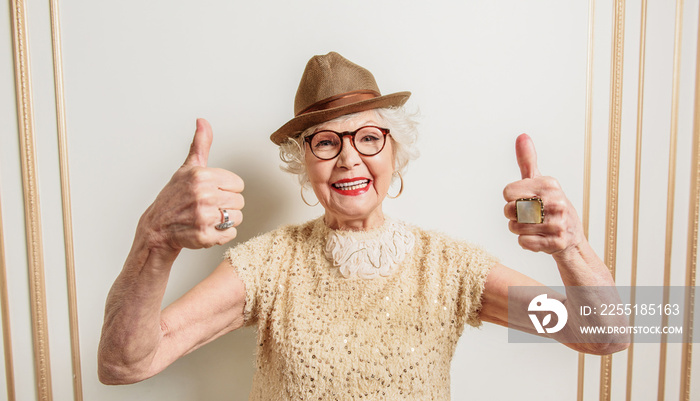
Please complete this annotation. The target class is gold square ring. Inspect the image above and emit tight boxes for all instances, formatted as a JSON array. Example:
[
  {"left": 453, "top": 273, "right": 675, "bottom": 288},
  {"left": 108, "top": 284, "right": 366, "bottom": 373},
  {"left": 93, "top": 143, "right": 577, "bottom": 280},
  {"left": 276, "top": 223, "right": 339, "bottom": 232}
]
[{"left": 515, "top": 197, "right": 545, "bottom": 224}]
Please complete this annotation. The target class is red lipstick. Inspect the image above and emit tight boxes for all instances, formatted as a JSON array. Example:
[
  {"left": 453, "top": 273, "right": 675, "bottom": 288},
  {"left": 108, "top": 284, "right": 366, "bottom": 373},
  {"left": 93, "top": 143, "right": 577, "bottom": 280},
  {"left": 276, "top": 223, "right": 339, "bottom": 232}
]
[{"left": 331, "top": 177, "right": 371, "bottom": 196}]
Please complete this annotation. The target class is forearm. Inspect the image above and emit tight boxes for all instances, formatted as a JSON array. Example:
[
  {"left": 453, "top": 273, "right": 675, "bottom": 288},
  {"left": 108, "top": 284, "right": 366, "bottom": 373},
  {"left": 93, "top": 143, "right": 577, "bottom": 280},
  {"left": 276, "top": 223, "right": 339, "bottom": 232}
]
[
  {"left": 552, "top": 240, "right": 630, "bottom": 352},
  {"left": 552, "top": 239, "right": 614, "bottom": 287},
  {"left": 98, "top": 220, "right": 180, "bottom": 384}
]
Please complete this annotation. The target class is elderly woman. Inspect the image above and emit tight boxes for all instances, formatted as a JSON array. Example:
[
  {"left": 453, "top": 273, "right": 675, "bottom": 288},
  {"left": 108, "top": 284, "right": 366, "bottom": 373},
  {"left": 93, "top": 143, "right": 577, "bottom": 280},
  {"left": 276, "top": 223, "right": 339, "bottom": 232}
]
[{"left": 98, "top": 52, "right": 628, "bottom": 399}]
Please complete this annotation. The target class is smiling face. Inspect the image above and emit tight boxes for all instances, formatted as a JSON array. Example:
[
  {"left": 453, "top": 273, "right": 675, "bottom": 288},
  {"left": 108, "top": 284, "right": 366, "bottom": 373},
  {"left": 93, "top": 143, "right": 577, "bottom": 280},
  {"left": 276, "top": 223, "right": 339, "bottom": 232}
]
[{"left": 304, "top": 110, "right": 395, "bottom": 230}]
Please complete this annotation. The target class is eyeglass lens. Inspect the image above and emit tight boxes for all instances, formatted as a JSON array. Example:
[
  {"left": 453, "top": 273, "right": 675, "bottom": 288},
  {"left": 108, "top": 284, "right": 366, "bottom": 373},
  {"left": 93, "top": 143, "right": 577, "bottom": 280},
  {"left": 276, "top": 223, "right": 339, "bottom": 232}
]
[{"left": 309, "top": 127, "right": 386, "bottom": 160}]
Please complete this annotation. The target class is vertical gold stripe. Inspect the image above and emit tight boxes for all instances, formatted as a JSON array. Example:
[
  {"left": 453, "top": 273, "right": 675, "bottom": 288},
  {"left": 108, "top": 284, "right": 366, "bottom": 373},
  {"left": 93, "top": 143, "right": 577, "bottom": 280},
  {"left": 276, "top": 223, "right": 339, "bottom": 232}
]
[
  {"left": 679, "top": 3, "right": 700, "bottom": 400},
  {"left": 582, "top": 0, "right": 595, "bottom": 240},
  {"left": 9, "top": 0, "right": 53, "bottom": 400},
  {"left": 626, "top": 1, "right": 648, "bottom": 400},
  {"left": 600, "top": 1, "right": 625, "bottom": 400},
  {"left": 579, "top": 0, "right": 596, "bottom": 399},
  {"left": 577, "top": 354, "right": 585, "bottom": 401},
  {"left": 659, "top": 1, "right": 684, "bottom": 399},
  {"left": 0, "top": 189, "right": 16, "bottom": 401},
  {"left": 48, "top": 0, "right": 83, "bottom": 399}
]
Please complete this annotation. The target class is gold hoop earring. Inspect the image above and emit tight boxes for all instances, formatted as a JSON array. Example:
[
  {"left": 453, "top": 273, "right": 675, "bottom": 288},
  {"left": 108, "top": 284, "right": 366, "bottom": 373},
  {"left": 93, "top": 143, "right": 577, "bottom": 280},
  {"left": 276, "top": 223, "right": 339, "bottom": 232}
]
[
  {"left": 301, "top": 186, "right": 319, "bottom": 207},
  {"left": 387, "top": 172, "right": 404, "bottom": 199}
]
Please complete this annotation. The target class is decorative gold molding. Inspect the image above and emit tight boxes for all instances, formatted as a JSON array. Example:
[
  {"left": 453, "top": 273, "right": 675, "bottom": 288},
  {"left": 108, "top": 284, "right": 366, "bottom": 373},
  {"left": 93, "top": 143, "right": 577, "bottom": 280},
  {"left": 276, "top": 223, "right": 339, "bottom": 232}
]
[
  {"left": 658, "top": 1, "right": 684, "bottom": 399},
  {"left": 578, "top": 0, "right": 596, "bottom": 399},
  {"left": 0, "top": 189, "right": 16, "bottom": 401},
  {"left": 576, "top": 354, "right": 585, "bottom": 401},
  {"left": 582, "top": 1, "right": 595, "bottom": 241},
  {"left": 626, "top": 1, "right": 648, "bottom": 400},
  {"left": 10, "top": 0, "right": 53, "bottom": 400},
  {"left": 603, "top": 0, "right": 625, "bottom": 280},
  {"left": 600, "top": 1, "right": 625, "bottom": 399},
  {"left": 680, "top": 3, "right": 700, "bottom": 400},
  {"left": 49, "top": 0, "right": 83, "bottom": 398}
]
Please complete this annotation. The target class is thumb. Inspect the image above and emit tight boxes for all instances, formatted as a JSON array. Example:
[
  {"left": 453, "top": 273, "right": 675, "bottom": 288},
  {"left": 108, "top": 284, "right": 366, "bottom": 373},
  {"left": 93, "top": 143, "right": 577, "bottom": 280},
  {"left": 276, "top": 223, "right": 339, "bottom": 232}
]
[
  {"left": 183, "top": 118, "right": 213, "bottom": 167},
  {"left": 516, "top": 133, "right": 541, "bottom": 179}
]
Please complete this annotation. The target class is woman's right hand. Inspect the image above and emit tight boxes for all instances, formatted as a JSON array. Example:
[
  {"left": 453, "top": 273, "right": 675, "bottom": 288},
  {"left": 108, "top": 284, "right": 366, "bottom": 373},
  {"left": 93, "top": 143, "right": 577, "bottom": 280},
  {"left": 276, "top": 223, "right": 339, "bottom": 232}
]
[
  {"left": 139, "top": 118, "right": 244, "bottom": 252},
  {"left": 99, "top": 119, "right": 246, "bottom": 383}
]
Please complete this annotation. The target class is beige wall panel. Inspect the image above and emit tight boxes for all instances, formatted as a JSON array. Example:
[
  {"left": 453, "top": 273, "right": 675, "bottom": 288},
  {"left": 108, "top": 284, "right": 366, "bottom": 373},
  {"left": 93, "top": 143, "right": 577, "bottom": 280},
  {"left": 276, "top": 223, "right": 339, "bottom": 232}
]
[
  {"left": 571, "top": 0, "right": 700, "bottom": 399},
  {"left": 24, "top": 0, "right": 77, "bottom": 398},
  {"left": 4, "top": 0, "right": 79, "bottom": 399},
  {"left": 59, "top": 1, "right": 591, "bottom": 399}
]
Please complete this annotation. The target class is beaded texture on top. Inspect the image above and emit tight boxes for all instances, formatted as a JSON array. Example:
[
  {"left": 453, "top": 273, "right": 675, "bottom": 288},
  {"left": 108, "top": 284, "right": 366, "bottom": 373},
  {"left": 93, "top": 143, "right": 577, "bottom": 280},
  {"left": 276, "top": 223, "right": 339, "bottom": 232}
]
[
  {"left": 225, "top": 217, "right": 497, "bottom": 400},
  {"left": 324, "top": 218, "right": 415, "bottom": 279}
]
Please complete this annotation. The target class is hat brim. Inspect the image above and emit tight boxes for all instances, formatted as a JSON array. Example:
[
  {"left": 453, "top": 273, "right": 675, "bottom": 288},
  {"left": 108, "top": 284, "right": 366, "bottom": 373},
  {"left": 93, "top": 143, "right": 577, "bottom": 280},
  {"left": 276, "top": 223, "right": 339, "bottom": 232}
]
[{"left": 270, "top": 91, "right": 411, "bottom": 145}]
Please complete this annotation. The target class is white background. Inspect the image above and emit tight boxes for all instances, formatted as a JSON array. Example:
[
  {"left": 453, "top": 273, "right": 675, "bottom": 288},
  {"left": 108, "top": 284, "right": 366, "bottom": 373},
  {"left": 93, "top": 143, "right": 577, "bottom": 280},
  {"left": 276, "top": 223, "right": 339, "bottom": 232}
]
[{"left": 1, "top": 0, "right": 700, "bottom": 400}]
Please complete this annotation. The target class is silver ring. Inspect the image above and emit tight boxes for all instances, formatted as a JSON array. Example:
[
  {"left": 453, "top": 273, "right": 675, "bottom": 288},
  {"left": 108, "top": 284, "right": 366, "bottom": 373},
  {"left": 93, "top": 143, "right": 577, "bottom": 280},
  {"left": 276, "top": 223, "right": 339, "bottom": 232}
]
[
  {"left": 515, "top": 197, "right": 545, "bottom": 224},
  {"left": 215, "top": 209, "right": 234, "bottom": 230}
]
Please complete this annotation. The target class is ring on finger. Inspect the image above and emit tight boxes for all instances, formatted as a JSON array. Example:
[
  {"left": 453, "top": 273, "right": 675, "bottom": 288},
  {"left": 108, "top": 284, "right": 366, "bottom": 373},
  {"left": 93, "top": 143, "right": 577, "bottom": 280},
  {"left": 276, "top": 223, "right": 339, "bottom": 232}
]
[
  {"left": 215, "top": 209, "right": 234, "bottom": 230},
  {"left": 515, "top": 197, "right": 545, "bottom": 224}
]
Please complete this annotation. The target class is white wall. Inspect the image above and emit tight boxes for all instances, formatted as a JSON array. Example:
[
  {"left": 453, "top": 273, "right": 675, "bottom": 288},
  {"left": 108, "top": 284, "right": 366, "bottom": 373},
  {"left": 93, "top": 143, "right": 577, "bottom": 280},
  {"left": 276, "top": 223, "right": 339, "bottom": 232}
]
[{"left": 1, "top": 0, "right": 700, "bottom": 400}]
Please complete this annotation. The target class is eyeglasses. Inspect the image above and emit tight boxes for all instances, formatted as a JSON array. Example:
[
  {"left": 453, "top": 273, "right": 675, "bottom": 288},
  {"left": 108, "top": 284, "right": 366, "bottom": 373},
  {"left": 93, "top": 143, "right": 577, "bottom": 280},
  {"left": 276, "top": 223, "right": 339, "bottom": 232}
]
[{"left": 304, "top": 126, "right": 390, "bottom": 160}]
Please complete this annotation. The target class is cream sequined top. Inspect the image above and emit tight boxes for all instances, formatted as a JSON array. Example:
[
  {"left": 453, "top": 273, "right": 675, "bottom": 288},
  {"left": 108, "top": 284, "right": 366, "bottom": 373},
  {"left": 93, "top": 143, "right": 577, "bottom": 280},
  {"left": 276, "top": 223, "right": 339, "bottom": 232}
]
[{"left": 225, "top": 217, "right": 497, "bottom": 400}]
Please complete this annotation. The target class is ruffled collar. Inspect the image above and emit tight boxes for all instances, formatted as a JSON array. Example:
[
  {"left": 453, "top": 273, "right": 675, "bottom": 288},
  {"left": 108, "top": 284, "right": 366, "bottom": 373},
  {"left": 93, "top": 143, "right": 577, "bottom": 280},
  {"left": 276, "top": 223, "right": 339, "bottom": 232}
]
[{"left": 322, "top": 217, "right": 415, "bottom": 279}]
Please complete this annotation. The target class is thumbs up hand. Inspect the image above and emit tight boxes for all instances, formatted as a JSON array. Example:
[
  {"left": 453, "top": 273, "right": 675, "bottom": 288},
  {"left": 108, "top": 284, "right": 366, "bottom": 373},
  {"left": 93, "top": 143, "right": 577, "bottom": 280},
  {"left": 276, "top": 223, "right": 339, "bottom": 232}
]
[
  {"left": 502, "top": 134, "right": 584, "bottom": 255},
  {"left": 141, "top": 119, "right": 245, "bottom": 251}
]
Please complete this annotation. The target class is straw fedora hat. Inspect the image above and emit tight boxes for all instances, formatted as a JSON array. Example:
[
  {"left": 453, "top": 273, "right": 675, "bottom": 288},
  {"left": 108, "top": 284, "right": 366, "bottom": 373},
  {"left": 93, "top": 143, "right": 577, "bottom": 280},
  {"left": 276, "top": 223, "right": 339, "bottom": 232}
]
[{"left": 270, "top": 52, "right": 411, "bottom": 145}]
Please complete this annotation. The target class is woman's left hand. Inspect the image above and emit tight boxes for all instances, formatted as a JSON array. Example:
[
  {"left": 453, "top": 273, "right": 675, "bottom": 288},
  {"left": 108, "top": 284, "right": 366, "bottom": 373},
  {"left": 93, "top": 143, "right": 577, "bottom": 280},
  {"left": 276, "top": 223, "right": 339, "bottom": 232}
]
[
  {"left": 502, "top": 134, "right": 585, "bottom": 255},
  {"left": 489, "top": 134, "right": 628, "bottom": 353}
]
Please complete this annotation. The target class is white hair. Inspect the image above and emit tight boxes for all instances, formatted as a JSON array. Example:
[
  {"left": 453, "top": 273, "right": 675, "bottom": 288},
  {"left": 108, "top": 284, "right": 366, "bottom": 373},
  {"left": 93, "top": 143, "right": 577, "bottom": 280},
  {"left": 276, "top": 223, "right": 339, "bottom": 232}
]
[{"left": 279, "top": 107, "right": 420, "bottom": 188}]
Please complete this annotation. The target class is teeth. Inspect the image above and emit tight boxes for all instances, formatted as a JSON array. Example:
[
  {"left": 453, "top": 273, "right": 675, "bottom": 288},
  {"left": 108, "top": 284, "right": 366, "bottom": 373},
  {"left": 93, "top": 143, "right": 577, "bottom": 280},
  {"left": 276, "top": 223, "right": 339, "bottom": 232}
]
[{"left": 333, "top": 179, "right": 370, "bottom": 190}]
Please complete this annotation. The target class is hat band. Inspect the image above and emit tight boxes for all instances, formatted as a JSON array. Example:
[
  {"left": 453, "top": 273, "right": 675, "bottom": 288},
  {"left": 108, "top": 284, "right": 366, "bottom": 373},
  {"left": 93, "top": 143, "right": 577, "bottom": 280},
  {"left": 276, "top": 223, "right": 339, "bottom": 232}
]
[{"left": 295, "top": 90, "right": 380, "bottom": 116}]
